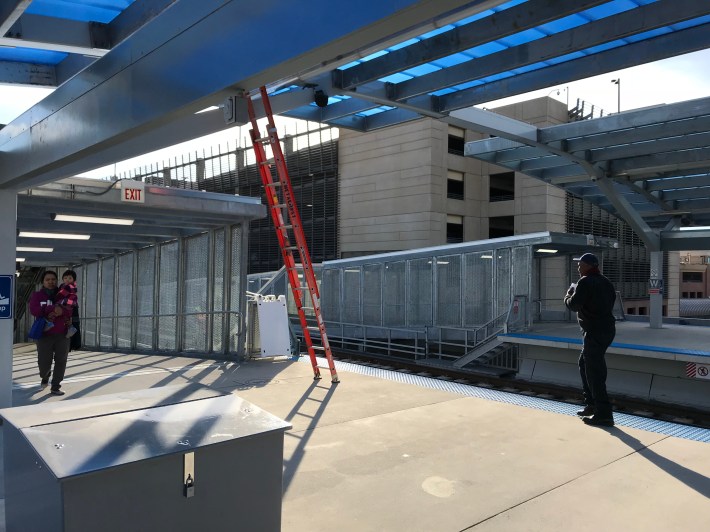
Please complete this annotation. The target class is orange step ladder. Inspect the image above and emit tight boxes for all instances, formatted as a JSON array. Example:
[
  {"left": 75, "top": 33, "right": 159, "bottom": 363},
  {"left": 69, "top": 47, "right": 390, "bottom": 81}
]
[{"left": 245, "top": 86, "right": 339, "bottom": 383}]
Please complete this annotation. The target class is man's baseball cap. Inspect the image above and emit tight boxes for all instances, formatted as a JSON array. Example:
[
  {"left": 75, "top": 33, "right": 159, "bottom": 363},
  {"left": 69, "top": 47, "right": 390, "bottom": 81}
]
[{"left": 575, "top": 253, "right": 599, "bottom": 266}]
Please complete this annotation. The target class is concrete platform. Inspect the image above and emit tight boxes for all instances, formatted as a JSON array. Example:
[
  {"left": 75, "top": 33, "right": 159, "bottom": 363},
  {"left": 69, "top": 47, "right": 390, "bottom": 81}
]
[{"left": 2, "top": 345, "right": 709, "bottom": 531}]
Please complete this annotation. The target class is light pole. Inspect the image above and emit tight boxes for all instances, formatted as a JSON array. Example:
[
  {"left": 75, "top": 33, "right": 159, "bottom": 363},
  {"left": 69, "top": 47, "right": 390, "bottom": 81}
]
[
  {"left": 547, "top": 86, "right": 569, "bottom": 108},
  {"left": 611, "top": 78, "right": 620, "bottom": 113}
]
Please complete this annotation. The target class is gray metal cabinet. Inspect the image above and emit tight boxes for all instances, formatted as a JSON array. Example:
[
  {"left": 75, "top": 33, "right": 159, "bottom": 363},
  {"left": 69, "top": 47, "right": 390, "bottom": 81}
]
[{"left": 0, "top": 384, "right": 291, "bottom": 532}]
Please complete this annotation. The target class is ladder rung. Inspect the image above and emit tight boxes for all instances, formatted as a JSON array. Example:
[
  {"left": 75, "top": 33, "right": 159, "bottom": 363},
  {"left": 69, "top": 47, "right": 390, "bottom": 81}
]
[
  {"left": 264, "top": 182, "right": 281, "bottom": 187},
  {"left": 294, "top": 286, "right": 311, "bottom": 291},
  {"left": 278, "top": 225, "right": 293, "bottom": 231},
  {"left": 301, "top": 306, "right": 314, "bottom": 311},
  {"left": 273, "top": 203, "right": 286, "bottom": 208},
  {"left": 306, "top": 325, "right": 320, "bottom": 330}
]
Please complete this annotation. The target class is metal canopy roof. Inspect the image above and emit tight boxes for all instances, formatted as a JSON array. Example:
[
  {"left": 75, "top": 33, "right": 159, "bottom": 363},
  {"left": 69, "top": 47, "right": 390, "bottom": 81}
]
[
  {"left": 1, "top": 0, "right": 710, "bottom": 254},
  {"left": 16, "top": 177, "right": 265, "bottom": 265},
  {"left": 464, "top": 96, "right": 710, "bottom": 252}
]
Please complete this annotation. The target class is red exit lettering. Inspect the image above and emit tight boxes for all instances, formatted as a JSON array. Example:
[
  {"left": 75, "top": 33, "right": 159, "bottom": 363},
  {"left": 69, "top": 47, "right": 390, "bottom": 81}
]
[{"left": 124, "top": 189, "right": 142, "bottom": 201}]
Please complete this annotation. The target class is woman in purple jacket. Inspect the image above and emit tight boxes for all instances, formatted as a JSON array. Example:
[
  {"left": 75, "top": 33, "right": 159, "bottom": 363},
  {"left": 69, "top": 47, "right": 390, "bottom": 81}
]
[{"left": 29, "top": 271, "right": 73, "bottom": 396}]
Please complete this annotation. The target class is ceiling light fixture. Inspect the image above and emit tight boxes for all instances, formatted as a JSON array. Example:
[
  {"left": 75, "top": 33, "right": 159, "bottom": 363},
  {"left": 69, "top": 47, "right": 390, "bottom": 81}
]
[
  {"left": 536, "top": 248, "right": 558, "bottom": 253},
  {"left": 51, "top": 213, "right": 134, "bottom": 225},
  {"left": 16, "top": 247, "right": 54, "bottom": 253},
  {"left": 19, "top": 231, "right": 91, "bottom": 240},
  {"left": 679, "top": 226, "right": 710, "bottom": 231},
  {"left": 15, "top": 258, "right": 25, "bottom": 262}
]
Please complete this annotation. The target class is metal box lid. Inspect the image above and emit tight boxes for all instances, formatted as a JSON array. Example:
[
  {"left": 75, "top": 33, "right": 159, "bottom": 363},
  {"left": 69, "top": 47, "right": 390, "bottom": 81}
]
[{"left": 0, "top": 385, "right": 291, "bottom": 479}]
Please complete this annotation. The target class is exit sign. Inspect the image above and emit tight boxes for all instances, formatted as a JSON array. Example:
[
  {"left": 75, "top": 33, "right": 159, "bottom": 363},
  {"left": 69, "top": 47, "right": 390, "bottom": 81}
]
[{"left": 121, "top": 181, "right": 145, "bottom": 203}]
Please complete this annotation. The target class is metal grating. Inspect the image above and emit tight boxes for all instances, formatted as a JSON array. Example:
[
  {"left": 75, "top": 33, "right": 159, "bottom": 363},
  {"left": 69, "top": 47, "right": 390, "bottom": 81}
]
[
  {"left": 565, "top": 194, "right": 669, "bottom": 300},
  {"left": 384, "top": 261, "right": 406, "bottom": 326},
  {"left": 309, "top": 357, "right": 710, "bottom": 443},
  {"left": 229, "top": 225, "right": 243, "bottom": 353},
  {"left": 183, "top": 233, "right": 209, "bottom": 352},
  {"left": 158, "top": 241, "right": 178, "bottom": 350},
  {"left": 136, "top": 247, "right": 155, "bottom": 349},
  {"left": 99, "top": 258, "right": 114, "bottom": 347},
  {"left": 117, "top": 253, "right": 133, "bottom": 348},
  {"left": 84, "top": 261, "right": 98, "bottom": 347},
  {"left": 213, "top": 229, "right": 226, "bottom": 353},
  {"left": 436, "top": 255, "right": 462, "bottom": 326}
]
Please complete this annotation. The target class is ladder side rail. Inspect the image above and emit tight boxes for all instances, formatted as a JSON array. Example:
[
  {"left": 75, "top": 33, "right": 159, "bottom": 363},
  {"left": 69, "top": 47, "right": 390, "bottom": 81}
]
[
  {"left": 246, "top": 93, "right": 327, "bottom": 380},
  {"left": 257, "top": 87, "right": 338, "bottom": 382}
]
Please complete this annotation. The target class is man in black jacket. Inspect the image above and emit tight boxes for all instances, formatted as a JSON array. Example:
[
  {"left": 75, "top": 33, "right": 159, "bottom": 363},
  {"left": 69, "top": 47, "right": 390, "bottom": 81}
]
[{"left": 564, "top": 253, "right": 617, "bottom": 426}]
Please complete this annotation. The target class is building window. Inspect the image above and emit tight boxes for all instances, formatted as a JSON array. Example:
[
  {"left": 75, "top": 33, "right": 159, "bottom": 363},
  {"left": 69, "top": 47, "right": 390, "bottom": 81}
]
[
  {"left": 446, "top": 214, "right": 464, "bottom": 244},
  {"left": 489, "top": 216, "right": 514, "bottom": 238},
  {"left": 447, "top": 170, "right": 464, "bottom": 200},
  {"left": 682, "top": 271, "right": 703, "bottom": 282},
  {"left": 682, "top": 292, "right": 688, "bottom": 298},
  {"left": 448, "top": 125, "right": 465, "bottom": 156},
  {"left": 489, "top": 171, "right": 515, "bottom": 202}
]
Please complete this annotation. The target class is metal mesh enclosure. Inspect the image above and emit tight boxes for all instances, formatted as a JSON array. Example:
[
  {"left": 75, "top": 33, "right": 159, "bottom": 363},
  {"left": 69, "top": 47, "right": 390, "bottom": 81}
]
[
  {"left": 363, "top": 264, "right": 382, "bottom": 326},
  {"left": 117, "top": 253, "right": 133, "bottom": 348},
  {"left": 229, "top": 225, "right": 243, "bottom": 353},
  {"left": 136, "top": 247, "right": 155, "bottom": 349},
  {"left": 159, "top": 241, "right": 178, "bottom": 350},
  {"left": 342, "top": 267, "right": 361, "bottom": 323},
  {"left": 383, "top": 261, "right": 406, "bottom": 326},
  {"left": 566, "top": 193, "right": 665, "bottom": 299},
  {"left": 183, "top": 233, "right": 209, "bottom": 352},
  {"left": 495, "top": 248, "right": 511, "bottom": 317},
  {"left": 464, "top": 252, "right": 493, "bottom": 326},
  {"left": 408, "top": 258, "right": 433, "bottom": 326},
  {"left": 321, "top": 268, "right": 341, "bottom": 322},
  {"left": 84, "top": 262, "right": 98, "bottom": 347},
  {"left": 212, "top": 229, "right": 225, "bottom": 353},
  {"left": 512, "top": 247, "right": 531, "bottom": 297},
  {"left": 436, "top": 255, "right": 462, "bottom": 326},
  {"left": 99, "top": 258, "right": 115, "bottom": 347}
]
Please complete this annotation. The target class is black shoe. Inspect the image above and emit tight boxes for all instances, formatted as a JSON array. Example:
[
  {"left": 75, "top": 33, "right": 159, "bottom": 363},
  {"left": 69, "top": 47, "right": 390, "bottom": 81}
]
[
  {"left": 583, "top": 415, "right": 614, "bottom": 427},
  {"left": 576, "top": 405, "right": 595, "bottom": 417},
  {"left": 50, "top": 389, "right": 65, "bottom": 396},
  {"left": 40, "top": 379, "right": 49, "bottom": 391}
]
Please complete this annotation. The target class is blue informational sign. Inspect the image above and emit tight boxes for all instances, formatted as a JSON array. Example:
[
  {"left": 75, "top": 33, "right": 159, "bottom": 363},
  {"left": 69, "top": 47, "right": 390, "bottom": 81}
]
[{"left": 0, "top": 275, "right": 13, "bottom": 319}]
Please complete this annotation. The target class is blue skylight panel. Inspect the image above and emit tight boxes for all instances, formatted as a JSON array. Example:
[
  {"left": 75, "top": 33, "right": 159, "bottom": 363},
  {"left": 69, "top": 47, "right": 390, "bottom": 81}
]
[
  {"left": 388, "top": 38, "right": 421, "bottom": 51},
  {"left": 402, "top": 63, "right": 441, "bottom": 77},
  {"left": 496, "top": 28, "right": 547, "bottom": 47},
  {"left": 379, "top": 72, "right": 414, "bottom": 84},
  {"left": 430, "top": 87, "right": 457, "bottom": 97},
  {"left": 582, "top": 0, "right": 641, "bottom": 21},
  {"left": 431, "top": 53, "right": 471, "bottom": 68},
  {"left": 583, "top": 39, "right": 627, "bottom": 55},
  {"left": 0, "top": 48, "right": 67, "bottom": 65},
  {"left": 460, "top": 41, "right": 507, "bottom": 59},
  {"left": 358, "top": 49, "right": 389, "bottom": 63},
  {"left": 357, "top": 106, "right": 394, "bottom": 117},
  {"left": 670, "top": 15, "right": 710, "bottom": 30},
  {"left": 27, "top": 0, "right": 134, "bottom": 23},
  {"left": 536, "top": 13, "right": 588, "bottom": 33},
  {"left": 418, "top": 25, "right": 456, "bottom": 40},
  {"left": 545, "top": 51, "right": 586, "bottom": 65},
  {"left": 624, "top": 28, "right": 671, "bottom": 42}
]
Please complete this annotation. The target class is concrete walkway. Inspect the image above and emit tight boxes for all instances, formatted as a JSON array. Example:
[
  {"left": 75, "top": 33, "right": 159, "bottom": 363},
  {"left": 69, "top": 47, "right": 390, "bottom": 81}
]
[{"left": 2, "top": 345, "right": 709, "bottom": 531}]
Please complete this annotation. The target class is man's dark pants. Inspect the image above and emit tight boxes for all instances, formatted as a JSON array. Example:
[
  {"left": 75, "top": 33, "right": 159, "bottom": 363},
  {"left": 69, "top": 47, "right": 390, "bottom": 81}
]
[
  {"left": 37, "top": 334, "right": 70, "bottom": 390},
  {"left": 578, "top": 328, "right": 615, "bottom": 417}
]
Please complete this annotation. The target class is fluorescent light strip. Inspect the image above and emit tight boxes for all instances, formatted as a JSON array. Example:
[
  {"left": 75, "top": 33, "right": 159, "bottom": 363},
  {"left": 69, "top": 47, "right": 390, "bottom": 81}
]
[
  {"left": 16, "top": 258, "right": 25, "bottom": 262},
  {"left": 679, "top": 226, "right": 710, "bottom": 231},
  {"left": 53, "top": 214, "right": 134, "bottom": 226},
  {"left": 16, "top": 247, "right": 54, "bottom": 252},
  {"left": 19, "top": 231, "right": 91, "bottom": 240},
  {"left": 536, "top": 248, "right": 558, "bottom": 253}
]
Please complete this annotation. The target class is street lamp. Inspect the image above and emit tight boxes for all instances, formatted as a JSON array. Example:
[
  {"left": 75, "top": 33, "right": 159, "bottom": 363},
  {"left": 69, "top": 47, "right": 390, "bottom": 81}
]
[
  {"left": 547, "top": 86, "right": 569, "bottom": 108},
  {"left": 611, "top": 78, "right": 620, "bottom": 113}
]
